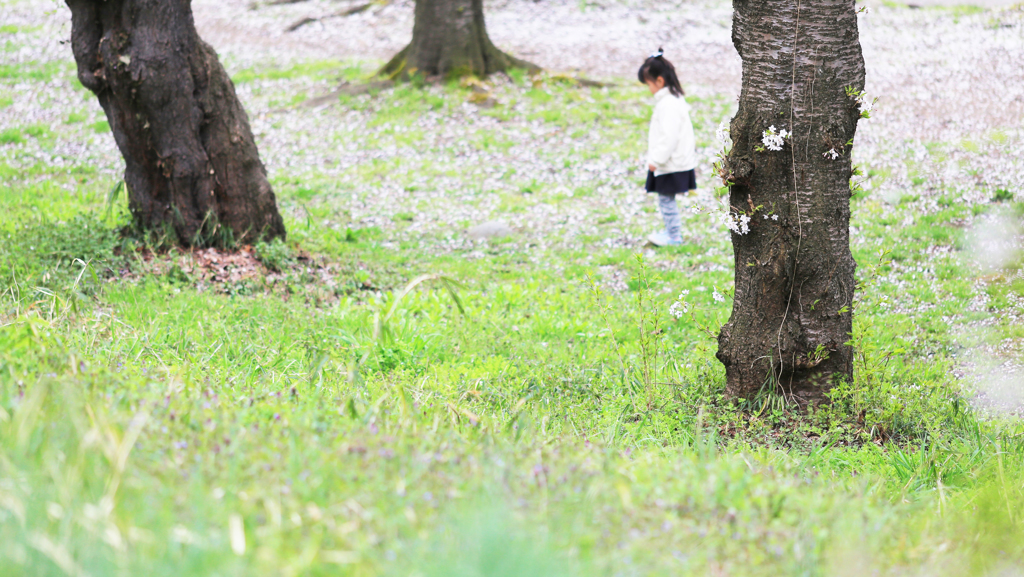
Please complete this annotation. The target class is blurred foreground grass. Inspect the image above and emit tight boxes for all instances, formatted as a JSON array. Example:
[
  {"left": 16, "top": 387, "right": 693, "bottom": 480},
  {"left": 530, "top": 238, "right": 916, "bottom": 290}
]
[{"left": 3, "top": 310, "right": 1023, "bottom": 576}]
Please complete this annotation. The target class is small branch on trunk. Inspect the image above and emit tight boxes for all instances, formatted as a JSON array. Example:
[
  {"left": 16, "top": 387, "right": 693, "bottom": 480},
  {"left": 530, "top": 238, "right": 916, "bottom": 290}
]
[{"left": 286, "top": 2, "right": 373, "bottom": 32}]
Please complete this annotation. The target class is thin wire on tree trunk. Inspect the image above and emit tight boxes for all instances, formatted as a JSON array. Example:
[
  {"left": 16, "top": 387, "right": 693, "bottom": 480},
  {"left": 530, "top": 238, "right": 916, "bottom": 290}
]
[
  {"left": 776, "top": 0, "right": 803, "bottom": 403},
  {"left": 805, "top": 48, "right": 818, "bottom": 164}
]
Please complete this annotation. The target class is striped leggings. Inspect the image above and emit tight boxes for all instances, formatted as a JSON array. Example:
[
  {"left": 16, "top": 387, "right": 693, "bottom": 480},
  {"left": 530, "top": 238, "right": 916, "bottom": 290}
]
[{"left": 658, "top": 194, "right": 683, "bottom": 242}]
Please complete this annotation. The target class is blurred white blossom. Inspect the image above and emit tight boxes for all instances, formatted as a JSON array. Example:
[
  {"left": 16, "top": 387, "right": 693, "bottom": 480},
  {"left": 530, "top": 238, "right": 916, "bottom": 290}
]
[
  {"left": 669, "top": 289, "right": 691, "bottom": 319},
  {"left": 858, "top": 96, "right": 874, "bottom": 116},
  {"left": 849, "top": 89, "right": 876, "bottom": 117},
  {"left": 761, "top": 126, "right": 790, "bottom": 151},
  {"left": 716, "top": 121, "right": 732, "bottom": 147},
  {"left": 724, "top": 212, "right": 751, "bottom": 235}
]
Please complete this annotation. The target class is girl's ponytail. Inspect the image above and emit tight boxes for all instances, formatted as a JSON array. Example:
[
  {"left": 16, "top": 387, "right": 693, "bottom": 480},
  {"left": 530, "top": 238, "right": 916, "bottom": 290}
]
[{"left": 637, "top": 48, "right": 685, "bottom": 97}]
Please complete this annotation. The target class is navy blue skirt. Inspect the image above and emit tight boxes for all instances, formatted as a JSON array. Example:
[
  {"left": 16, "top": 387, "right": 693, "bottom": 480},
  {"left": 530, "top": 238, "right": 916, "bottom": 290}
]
[{"left": 646, "top": 169, "right": 697, "bottom": 195}]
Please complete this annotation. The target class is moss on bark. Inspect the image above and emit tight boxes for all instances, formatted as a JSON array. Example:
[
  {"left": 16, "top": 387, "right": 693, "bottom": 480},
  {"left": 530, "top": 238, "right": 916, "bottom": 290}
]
[{"left": 380, "top": 0, "right": 539, "bottom": 79}]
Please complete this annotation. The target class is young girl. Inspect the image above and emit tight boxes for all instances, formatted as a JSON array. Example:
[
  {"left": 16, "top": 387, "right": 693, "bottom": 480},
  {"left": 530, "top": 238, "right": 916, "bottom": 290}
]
[{"left": 639, "top": 49, "right": 697, "bottom": 247}]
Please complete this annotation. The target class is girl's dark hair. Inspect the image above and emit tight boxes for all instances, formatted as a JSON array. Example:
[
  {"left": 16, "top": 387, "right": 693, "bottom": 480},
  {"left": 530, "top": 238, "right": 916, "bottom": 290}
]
[{"left": 637, "top": 48, "right": 684, "bottom": 97}]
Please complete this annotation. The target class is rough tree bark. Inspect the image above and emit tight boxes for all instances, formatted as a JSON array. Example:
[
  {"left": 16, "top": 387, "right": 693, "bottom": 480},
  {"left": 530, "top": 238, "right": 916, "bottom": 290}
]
[
  {"left": 66, "top": 0, "right": 285, "bottom": 246},
  {"left": 716, "top": 0, "right": 866, "bottom": 406},
  {"left": 380, "top": 0, "right": 537, "bottom": 78}
]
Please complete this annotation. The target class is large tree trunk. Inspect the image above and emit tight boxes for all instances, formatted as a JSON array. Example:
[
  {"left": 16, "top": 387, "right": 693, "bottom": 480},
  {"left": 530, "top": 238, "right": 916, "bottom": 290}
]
[
  {"left": 380, "top": 0, "right": 537, "bottom": 79},
  {"left": 716, "top": 0, "right": 866, "bottom": 406},
  {"left": 66, "top": 0, "right": 285, "bottom": 247}
]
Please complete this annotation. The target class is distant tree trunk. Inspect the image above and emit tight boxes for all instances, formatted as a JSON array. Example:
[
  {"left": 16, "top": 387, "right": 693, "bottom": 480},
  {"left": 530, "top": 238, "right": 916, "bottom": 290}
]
[
  {"left": 381, "top": 0, "right": 537, "bottom": 79},
  {"left": 716, "top": 0, "right": 866, "bottom": 406},
  {"left": 65, "top": 0, "right": 285, "bottom": 247}
]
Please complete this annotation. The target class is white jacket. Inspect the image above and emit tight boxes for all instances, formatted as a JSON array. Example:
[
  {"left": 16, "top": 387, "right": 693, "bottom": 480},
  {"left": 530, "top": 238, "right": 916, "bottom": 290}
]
[{"left": 647, "top": 87, "right": 697, "bottom": 176}]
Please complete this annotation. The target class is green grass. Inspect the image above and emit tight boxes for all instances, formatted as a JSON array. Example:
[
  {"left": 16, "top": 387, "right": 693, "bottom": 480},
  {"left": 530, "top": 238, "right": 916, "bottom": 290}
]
[
  {"left": 2, "top": 57, "right": 1024, "bottom": 577},
  {"left": 229, "top": 59, "right": 363, "bottom": 85},
  {"left": 0, "top": 124, "right": 52, "bottom": 144},
  {"left": 0, "top": 60, "right": 73, "bottom": 82},
  {"left": 0, "top": 127, "right": 24, "bottom": 144}
]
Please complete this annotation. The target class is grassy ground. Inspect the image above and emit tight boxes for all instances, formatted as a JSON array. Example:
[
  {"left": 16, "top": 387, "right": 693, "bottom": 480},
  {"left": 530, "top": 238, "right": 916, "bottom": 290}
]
[{"left": 3, "top": 38, "right": 1024, "bottom": 577}]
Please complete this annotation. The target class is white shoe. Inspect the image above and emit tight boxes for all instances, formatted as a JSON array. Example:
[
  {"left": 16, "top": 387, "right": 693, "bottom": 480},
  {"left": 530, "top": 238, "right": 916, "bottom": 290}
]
[{"left": 647, "top": 231, "right": 682, "bottom": 247}]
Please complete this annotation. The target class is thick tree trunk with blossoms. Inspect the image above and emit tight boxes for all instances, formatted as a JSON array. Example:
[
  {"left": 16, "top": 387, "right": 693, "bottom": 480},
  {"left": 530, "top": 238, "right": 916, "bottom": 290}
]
[
  {"left": 65, "top": 0, "right": 285, "bottom": 246},
  {"left": 715, "top": 0, "right": 866, "bottom": 406}
]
